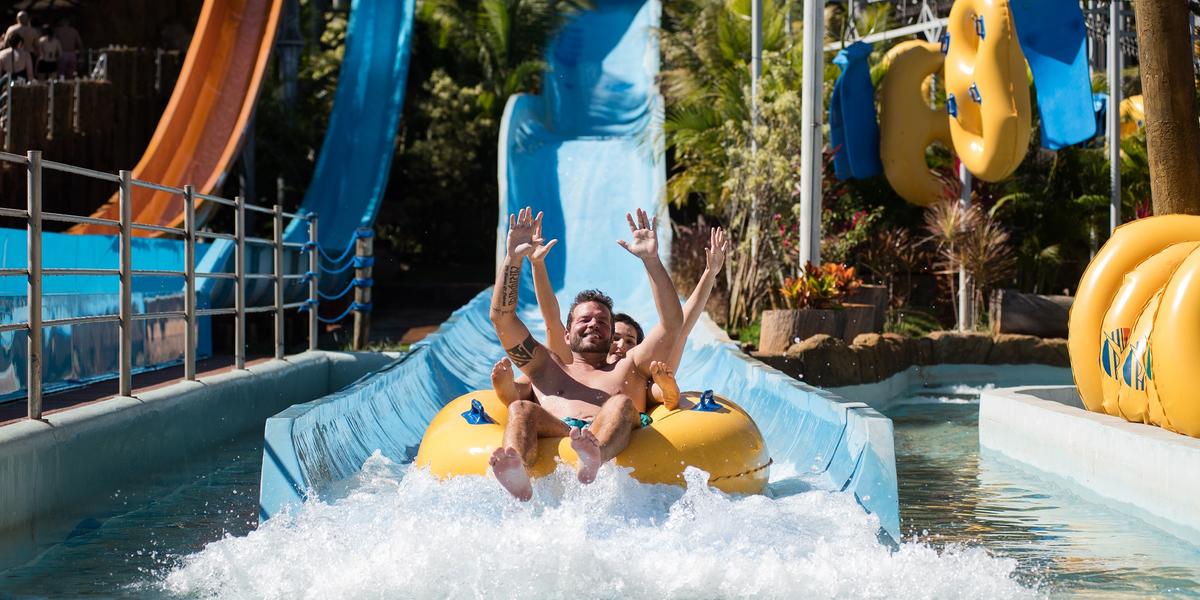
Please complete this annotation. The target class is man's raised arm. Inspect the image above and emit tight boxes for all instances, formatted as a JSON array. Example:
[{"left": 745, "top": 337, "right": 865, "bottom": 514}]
[
  {"left": 490, "top": 207, "right": 549, "bottom": 373},
  {"left": 618, "top": 209, "right": 683, "bottom": 375}
]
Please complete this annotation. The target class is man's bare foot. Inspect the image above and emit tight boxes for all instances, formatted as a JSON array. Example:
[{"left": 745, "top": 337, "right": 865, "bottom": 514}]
[
  {"left": 489, "top": 447, "right": 532, "bottom": 501},
  {"left": 491, "top": 358, "right": 519, "bottom": 405},
  {"left": 569, "top": 427, "right": 602, "bottom": 484},
  {"left": 650, "top": 360, "right": 681, "bottom": 410}
]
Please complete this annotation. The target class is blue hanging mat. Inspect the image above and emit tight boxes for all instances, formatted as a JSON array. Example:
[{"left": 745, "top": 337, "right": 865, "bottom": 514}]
[
  {"left": 1010, "top": 0, "right": 1096, "bottom": 149},
  {"left": 828, "top": 41, "right": 883, "bottom": 180}
]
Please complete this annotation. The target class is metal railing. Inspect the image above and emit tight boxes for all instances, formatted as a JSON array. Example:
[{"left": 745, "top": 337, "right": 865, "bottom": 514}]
[
  {"left": 0, "top": 150, "right": 321, "bottom": 421},
  {"left": 1, "top": 73, "right": 12, "bottom": 152}
]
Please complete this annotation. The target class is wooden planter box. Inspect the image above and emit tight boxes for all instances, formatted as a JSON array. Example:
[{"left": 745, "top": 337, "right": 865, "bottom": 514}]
[
  {"left": 759, "top": 304, "right": 878, "bottom": 353},
  {"left": 760, "top": 308, "right": 843, "bottom": 353},
  {"left": 846, "top": 284, "right": 888, "bottom": 332}
]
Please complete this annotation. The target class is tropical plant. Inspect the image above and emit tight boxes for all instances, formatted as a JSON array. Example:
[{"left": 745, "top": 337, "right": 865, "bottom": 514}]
[
  {"left": 779, "top": 262, "right": 862, "bottom": 310},
  {"left": 418, "top": 0, "right": 589, "bottom": 116},
  {"left": 924, "top": 199, "right": 1016, "bottom": 328}
]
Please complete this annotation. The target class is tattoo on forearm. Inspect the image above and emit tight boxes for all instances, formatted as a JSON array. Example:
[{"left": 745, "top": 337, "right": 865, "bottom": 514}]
[
  {"left": 506, "top": 335, "right": 537, "bottom": 367},
  {"left": 501, "top": 266, "right": 520, "bottom": 308}
]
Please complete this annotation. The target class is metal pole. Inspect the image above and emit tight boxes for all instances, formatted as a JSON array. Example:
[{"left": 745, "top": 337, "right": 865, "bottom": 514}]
[
  {"left": 27, "top": 151, "right": 42, "bottom": 420},
  {"left": 958, "top": 162, "right": 973, "bottom": 331},
  {"left": 183, "top": 185, "right": 197, "bottom": 380},
  {"left": 799, "top": 0, "right": 825, "bottom": 267},
  {"left": 118, "top": 170, "right": 133, "bottom": 396},
  {"left": 1108, "top": 0, "right": 1122, "bottom": 230},
  {"left": 748, "top": 0, "right": 764, "bottom": 265},
  {"left": 5, "top": 79, "right": 13, "bottom": 152},
  {"left": 308, "top": 214, "right": 319, "bottom": 352},
  {"left": 45, "top": 83, "right": 54, "bottom": 141},
  {"left": 273, "top": 204, "right": 285, "bottom": 359},
  {"left": 234, "top": 195, "right": 246, "bottom": 369},
  {"left": 352, "top": 231, "right": 373, "bottom": 351}
]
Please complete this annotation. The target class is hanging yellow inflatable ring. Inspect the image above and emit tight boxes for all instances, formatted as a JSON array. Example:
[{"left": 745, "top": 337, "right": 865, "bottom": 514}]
[
  {"left": 878, "top": 40, "right": 952, "bottom": 206},
  {"left": 943, "top": 0, "right": 1031, "bottom": 181}
]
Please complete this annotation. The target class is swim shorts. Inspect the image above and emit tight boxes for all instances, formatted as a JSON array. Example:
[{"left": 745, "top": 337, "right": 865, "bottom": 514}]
[{"left": 562, "top": 413, "right": 653, "bottom": 429}]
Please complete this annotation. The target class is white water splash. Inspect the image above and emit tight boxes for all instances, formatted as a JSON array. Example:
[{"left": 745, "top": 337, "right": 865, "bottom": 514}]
[{"left": 162, "top": 453, "right": 1034, "bottom": 599}]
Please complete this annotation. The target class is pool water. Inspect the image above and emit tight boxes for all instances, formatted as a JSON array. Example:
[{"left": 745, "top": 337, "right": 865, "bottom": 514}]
[
  {"left": 888, "top": 387, "right": 1200, "bottom": 598},
  {"left": 0, "top": 385, "right": 1196, "bottom": 598}
]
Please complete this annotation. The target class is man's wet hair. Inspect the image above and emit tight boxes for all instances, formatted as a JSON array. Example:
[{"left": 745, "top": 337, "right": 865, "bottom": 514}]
[
  {"left": 6, "top": 35, "right": 21, "bottom": 50},
  {"left": 567, "top": 289, "right": 614, "bottom": 332},
  {"left": 613, "top": 313, "right": 644, "bottom": 343}
]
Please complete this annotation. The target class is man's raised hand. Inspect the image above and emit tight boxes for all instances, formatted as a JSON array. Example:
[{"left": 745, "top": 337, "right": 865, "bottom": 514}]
[
  {"left": 507, "top": 207, "right": 543, "bottom": 258},
  {"left": 706, "top": 227, "right": 729, "bottom": 272},
  {"left": 530, "top": 217, "right": 558, "bottom": 264},
  {"left": 617, "top": 208, "right": 659, "bottom": 260}
]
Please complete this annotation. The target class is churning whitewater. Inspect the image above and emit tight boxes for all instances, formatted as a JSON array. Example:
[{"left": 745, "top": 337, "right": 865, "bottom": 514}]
[{"left": 162, "top": 453, "right": 1034, "bottom": 599}]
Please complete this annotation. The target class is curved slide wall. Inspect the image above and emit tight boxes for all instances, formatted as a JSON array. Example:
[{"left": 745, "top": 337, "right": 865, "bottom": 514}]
[
  {"left": 71, "top": 0, "right": 283, "bottom": 236},
  {"left": 259, "top": 0, "right": 900, "bottom": 541}
]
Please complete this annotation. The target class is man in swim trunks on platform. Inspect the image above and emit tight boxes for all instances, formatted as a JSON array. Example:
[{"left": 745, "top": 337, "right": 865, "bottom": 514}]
[{"left": 487, "top": 207, "right": 683, "bottom": 500}]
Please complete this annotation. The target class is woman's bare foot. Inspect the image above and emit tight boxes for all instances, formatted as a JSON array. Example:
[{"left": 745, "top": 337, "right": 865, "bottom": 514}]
[
  {"left": 650, "top": 361, "right": 680, "bottom": 410},
  {"left": 489, "top": 447, "right": 532, "bottom": 501},
  {"left": 569, "top": 427, "right": 602, "bottom": 484},
  {"left": 491, "top": 358, "right": 519, "bottom": 405}
]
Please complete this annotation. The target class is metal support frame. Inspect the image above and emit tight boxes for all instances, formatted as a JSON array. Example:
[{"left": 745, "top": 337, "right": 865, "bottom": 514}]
[
  {"left": 1108, "top": 0, "right": 1122, "bottom": 232},
  {"left": 234, "top": 196, "right": 247, "bottom": 369},
  {"left": 45, "top": 83, "right": 54, "bottom": 141},
  {"left": 308, "top": 215, "right": 319, "bottom": 352},
  {"left": 957, "top": 163, "right": 973, "bottom": 331},
  {"left": 27, "top": 151, "right": 43, "bottom": 419},
  {"left": 183, "top": 185, "right": 197, "bottom": 380},
  {"left": 273, "top": 204, "right": 286, "bottom": 359},
  {"left": 352, "top": 231, "right": 373, "bottom": 350},
  {"left": 118, "top": 170, "right": 133, "bottom": 397},
  {"left": 799, "top": 0, "right": 825, "bottom": 267},
  {"left": 3, "top": 75, "right": 13, "bottom": 152}
]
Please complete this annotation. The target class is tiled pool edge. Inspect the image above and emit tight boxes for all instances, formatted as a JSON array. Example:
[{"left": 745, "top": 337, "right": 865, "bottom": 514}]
[
  {"left": 978, "top": 385, "right": 1200, "bottom": 546},
  {"left": 0, "top": 350, "right": 399, "bottom": 542},
  {"left": 829, "top": 363, "right": 1074, "bottom": 412}
]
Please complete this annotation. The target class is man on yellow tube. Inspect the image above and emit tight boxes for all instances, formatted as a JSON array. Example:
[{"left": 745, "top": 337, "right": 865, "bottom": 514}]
[{"left": 485, "top": 207, "right": 684, "bottom": 501}]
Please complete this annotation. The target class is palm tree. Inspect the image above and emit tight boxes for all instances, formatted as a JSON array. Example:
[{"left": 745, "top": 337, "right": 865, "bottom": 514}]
[{"left": 419, "top": 0, "right": 589, "bottom": 115}]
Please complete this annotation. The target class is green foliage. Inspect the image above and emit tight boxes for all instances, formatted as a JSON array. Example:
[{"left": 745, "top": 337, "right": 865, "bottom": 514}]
[
  {"left": 885, "top": 307, "right": 941, "bottom": 337},
  {"left": 734, "top": 318, "right": 761, "bottom": 347}
]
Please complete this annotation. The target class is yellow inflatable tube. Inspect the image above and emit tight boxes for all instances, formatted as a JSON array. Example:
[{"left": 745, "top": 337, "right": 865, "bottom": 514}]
[
  {"left": 1097, "top": 242, "right": 1198, "bottom": 415},
  {"left": 1072, "top": 216, "right": 1200, "bottom": 437},
  {"left": 878, "top": 40, "right": 953, "bottom": 206},
  {"left": 944, "top": 0, "right": 1031, "bottom": 181},
  {"left": 1119, "top": 95, "right": 1144, "bottom": 138},
  {"left": 415, "top": 390, "right": 772, "bottom": 494},
  {"left": 1148, "top": 247, "right": 1200, "bottom": 436}
]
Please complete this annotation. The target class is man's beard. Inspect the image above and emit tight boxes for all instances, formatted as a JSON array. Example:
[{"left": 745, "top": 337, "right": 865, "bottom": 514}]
[{"left": 570, "top": 331, "right": 610, "bottom": 353}]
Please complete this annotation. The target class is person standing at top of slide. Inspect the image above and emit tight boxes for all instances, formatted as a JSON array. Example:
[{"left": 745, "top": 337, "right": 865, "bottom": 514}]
[
  {"left": 36, "top": 25, "right": 61, "bottom": 80},
  {"left": 54, "top": 16, "right": 83, "bottom": 78},
  {"left": 4, "top": 12, "right": 39, "bottom": 63}
]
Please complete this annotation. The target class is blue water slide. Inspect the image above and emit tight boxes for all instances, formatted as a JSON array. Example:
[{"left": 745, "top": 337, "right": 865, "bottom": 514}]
[
  {"left": 199, "top": 0, "right": 415, "bottom": 307},
  {"left": 259, "top": 0, "right": 900, "bottom": 541},
  {"left": 1010, "top": 0, "right": 1096, "bottom": 150},
  {"left": 829, "top": 41, "right": 883, "bottom": 180}
]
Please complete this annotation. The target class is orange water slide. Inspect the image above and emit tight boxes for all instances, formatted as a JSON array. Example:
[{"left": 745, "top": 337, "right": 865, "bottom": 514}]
[{"left": 71, "top": 0, "right": 282, "bottom": 236}]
